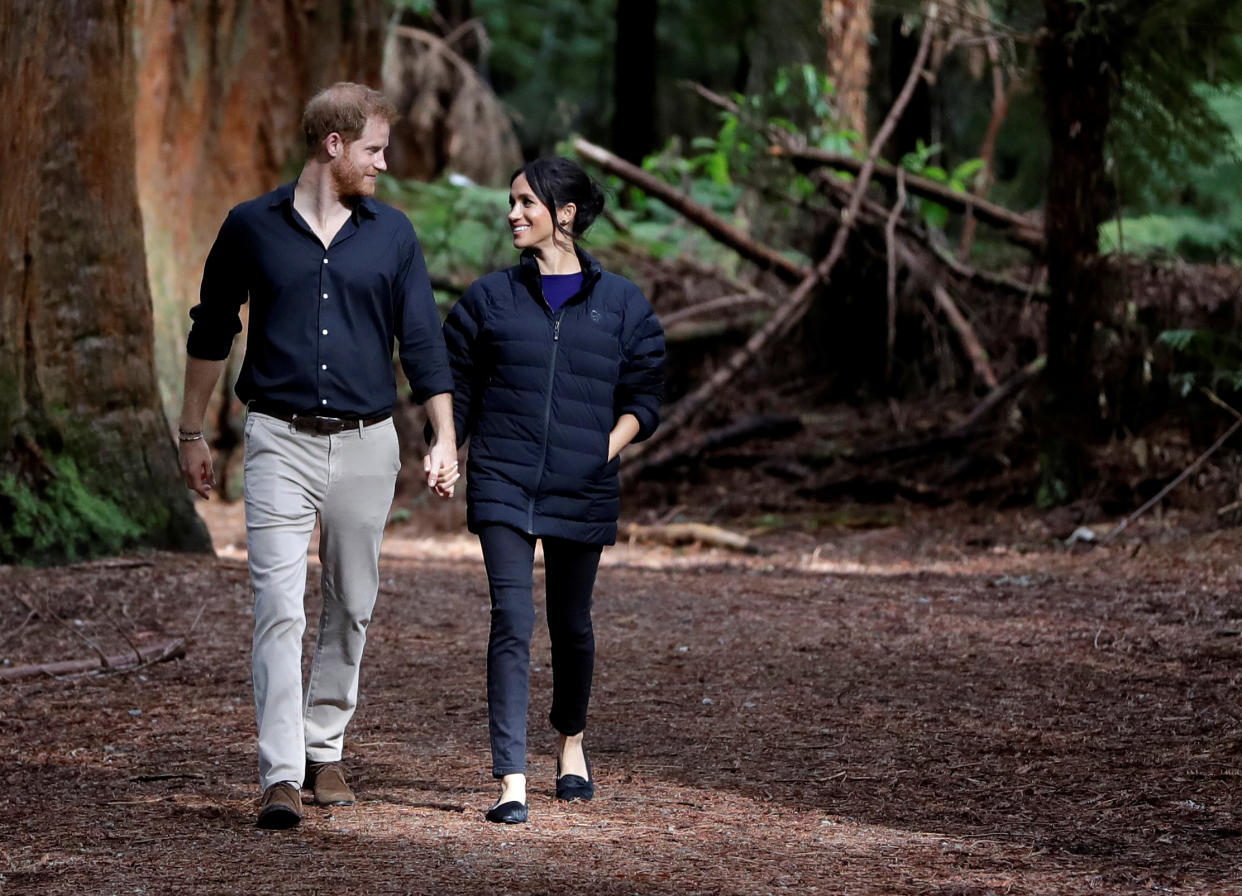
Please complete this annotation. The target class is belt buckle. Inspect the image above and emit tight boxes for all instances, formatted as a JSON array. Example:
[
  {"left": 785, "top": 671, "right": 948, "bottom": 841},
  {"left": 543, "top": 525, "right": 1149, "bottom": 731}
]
[{"left": 290, "top": 414, "right": 346, "bottom": 435}]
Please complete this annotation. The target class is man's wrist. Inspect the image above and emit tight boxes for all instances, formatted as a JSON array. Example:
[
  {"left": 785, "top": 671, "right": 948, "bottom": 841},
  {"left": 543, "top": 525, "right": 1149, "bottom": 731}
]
[{"left": 177, "top": 422, "right": 205, "bottom": 443}]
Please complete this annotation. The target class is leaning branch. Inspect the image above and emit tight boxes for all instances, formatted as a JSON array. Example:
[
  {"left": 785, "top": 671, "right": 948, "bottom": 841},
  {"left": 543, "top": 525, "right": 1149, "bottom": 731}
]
[
  {"left": 684, "top": 80, "right": 1042, "bottom": 250},
  {"left": 573, "top": 138, "right": 806, "bottom": 283},
  {"left": 624, "top": 1, "right": 944, "bottom": 473},
  {"left": 931, "top": 283, "right": 999, "bottom": 389},
  {"left": 0, "top": 638, "right": 186, "bottom": 682},
  {"left": 772, "top": 146, "right": 1044, "bottom": 250},
  {"left": 1100, "top": 391, "right": 1242, "bottom": 544}
]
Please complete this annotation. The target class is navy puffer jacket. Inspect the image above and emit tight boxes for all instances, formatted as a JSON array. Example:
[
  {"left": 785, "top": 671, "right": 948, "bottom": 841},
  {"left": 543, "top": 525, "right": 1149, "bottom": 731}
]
[{"left": 443, "top": 247, "right": 665, "bottom": 545}]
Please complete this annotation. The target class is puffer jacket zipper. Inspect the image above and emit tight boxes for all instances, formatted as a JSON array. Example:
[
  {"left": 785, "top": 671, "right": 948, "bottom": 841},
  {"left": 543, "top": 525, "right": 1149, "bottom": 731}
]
[{"left": 528, "top": 268, "right": 562, "bottom": 531}]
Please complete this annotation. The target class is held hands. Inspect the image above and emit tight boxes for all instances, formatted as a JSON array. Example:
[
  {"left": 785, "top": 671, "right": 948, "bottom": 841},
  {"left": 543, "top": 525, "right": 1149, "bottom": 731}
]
[
  {"left": 424, "top": 441, "right": 461, "bottom": 498},
  {"left": 178, "top": 437, "right": 215, "bottom": 499}
]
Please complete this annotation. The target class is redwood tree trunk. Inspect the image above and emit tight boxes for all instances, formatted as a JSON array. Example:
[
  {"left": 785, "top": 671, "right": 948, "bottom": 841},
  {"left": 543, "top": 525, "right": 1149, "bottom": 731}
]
[
  {"left": 613, "top": 0, "right": 659, "bottom": 164},
  {"left": 1036, "top": 0, "right": 1118, "bottom": 505},
  {"left": 0, "top": 0, "right": 211, "bottom": 563},
  {"left": 822, "top": 0, "right": 873, "bottom": 140},
  {"left": 133, "top": 0, "right": 387, "bottom": 495}
]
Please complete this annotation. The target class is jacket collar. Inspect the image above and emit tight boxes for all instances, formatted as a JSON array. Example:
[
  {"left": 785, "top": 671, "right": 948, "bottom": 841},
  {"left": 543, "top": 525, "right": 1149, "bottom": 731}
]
[{"left": 518, "top": 244, "right": 603, "bottom": 293}]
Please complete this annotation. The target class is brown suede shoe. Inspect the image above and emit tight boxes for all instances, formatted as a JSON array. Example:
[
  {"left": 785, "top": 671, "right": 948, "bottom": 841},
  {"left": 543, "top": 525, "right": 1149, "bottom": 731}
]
[
  {"left": 306, "top": 761, "right": 356, "bottom": 806},
  {"left": 257, "top": 782, "right": 302, "bottom": 829}
]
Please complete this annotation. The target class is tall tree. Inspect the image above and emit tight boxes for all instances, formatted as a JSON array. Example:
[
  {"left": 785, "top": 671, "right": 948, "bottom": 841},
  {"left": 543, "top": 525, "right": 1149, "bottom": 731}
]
[
  {"left": 613, "top": 0, "right": 659, "bottom": 163},
  {"left": 0, "top": 0, "right": 211, "bottom": 563},
  {"left": 822, "top": 0, "right": 873, "bottom": 140},
  {"left": 134, "top": 0, "right": 387, "bottom": 423},
  {"left": 1034, "top": 0, "right": 1242, "bottom": 504},
  {"left": 1035, "top": 0, "right": 1118, "bottom": 505}
]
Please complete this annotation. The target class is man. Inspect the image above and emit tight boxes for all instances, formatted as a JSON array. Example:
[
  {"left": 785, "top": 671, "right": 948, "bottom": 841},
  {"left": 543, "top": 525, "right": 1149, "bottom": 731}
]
[{"left": 177, "top": 82, "right": 459, "bottom": 829}]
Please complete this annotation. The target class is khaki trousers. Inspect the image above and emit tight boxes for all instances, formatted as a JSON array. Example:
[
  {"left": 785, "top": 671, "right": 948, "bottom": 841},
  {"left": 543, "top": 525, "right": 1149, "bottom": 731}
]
[{"left": 243, "top": 411, "right": 400, "bottom": 790}]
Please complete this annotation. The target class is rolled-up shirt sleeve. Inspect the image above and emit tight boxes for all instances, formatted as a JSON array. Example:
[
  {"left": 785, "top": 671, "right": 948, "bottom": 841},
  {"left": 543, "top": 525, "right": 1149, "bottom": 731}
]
[
  {"left": 394, "top": 233, "right": 454, "bottom": 404},
  {"left": 186, "top": 210, "right": 247, "bottom": 361}
]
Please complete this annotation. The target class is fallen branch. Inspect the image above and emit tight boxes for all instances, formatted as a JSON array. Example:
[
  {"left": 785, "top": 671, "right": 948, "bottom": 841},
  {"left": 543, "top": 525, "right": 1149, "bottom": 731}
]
[
  {"left": 0, "top": 638, "right": 186, "bottom": 682},
  {"left": 664, "top": 315, "right": 767, "bottom": 344},
  {"left": 1099, "top": 390, "right": 1242, "bottom": 544},
  {"left": 573, "top": 138, "right": 805, "bottom": 283},
  {"left": 683, "top": 80, "right": 1041, "bottom": 251},
  {"left": 641, "top": 415, "right": 805, "bottom": 475},
  {"left": 773, "top": 145, "right": 1044, "bottom": 250},
  {"left": 946, "top": 355, "right": 1045, "bottom": 436},
  {"left": 1099, "top": 417, "right": 1242, "bottom": 544},
  {"left": 829, "top": 356, "right": 1046, "bottom": 464},
  {"left": 621, "top": 522, "right": 754, "bottom": 553},
  {"left": 625, "top": 1, "right": 943, "bottom": 473},
  {"left": 931, "top": 283, "right": 998, "bottom": 389},
  {"left": 816, "top": 174, "right": 1044, "bottom": 300},
  {"left": 1102, "top": 392, "right": 1237, "bottom": 544},
  {"left": 659, "top": 292, "right": 777, "bottom": 328}
]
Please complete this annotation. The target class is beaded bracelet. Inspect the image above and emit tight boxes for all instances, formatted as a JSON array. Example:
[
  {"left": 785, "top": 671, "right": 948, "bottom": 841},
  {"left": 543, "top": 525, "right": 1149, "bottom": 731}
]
[{"left": 177, "top": 431, "right": 204, "bottom": 443}]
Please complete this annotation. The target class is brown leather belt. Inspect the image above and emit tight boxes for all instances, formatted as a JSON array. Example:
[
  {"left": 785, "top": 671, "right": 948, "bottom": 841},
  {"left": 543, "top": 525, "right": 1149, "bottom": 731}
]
[{"left": 248, "top": 402, "right": 391, "bottom": 435}]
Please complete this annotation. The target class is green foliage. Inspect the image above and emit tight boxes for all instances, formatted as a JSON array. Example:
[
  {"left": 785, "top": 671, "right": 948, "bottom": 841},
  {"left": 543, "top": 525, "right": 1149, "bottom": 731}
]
[
  {"left": 0, "top": 456, "right": 144, "bottom": 565},
  {"left": 668, "top": 64, "right": 856, "bottom": 192},
  {"left": 1102, "top": 90, "right": 1242, "bottom": 260},
  {"left": 1106, "top": 9, "right": 1242, "bottom": 207},
  {"left": 389, "top": 0, "right": 436, "bottom": 13},
  {"left": 1155, "top": 328, "right": 1242, "bottom": 397},
  {"left": 378, "top": 177, "right": 514, "bottom": 298},
  {"left": 899, "top": 140, "right": 985, "bottom": 229},
  {"left": 470, "top": 0, "right": 615, "bottom": 153}
]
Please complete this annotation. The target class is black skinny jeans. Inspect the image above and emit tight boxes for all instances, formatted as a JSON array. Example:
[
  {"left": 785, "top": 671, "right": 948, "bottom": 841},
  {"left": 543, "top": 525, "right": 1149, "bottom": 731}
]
[{"left": 478, "top": 523, "right": 603, "bottom": 778}]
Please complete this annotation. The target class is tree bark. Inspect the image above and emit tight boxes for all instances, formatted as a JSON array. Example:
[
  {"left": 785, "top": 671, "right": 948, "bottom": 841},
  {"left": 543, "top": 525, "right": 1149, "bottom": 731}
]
[
  {"left": 0, "top": 0, "right": 211, "bottom": 563},
  {"left": 612, "top": 0, "right": 660, "bottom": 164},
  {"left": 133, "top": 0, "right": 387, "bottom": 423},
  {"left": 822, "top": 0, "right": 873, "bottom": 140},
  {"left": 1036, "top": 0, "right": 1117, "bottom": 505}
]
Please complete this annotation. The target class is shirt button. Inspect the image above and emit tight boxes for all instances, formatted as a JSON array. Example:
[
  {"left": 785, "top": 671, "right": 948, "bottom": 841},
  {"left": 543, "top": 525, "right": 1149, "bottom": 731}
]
[
  {"left": 321, "top": 399, "right": 328, "bottom": 405},
  {"left": 322, "top": 329, "right": 328, "bottom": 335},
  {"left": 323, "top": 258, "right": 329, "bottom": 264},
  {"left": 321, "top": 364, "right": 327, "bottom": 370},
  {"left": 322, "top": 293, "right": 328, "bottom": 299}
]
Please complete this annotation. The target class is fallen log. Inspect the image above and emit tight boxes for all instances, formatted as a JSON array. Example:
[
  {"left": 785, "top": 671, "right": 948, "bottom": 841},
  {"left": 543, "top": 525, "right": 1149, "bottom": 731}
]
[
  {"left": 621, "top": 522, "right": 754, "bottom": 552},
  {"left": 0, "top": 638, "right": 186, "bottom": 682}
]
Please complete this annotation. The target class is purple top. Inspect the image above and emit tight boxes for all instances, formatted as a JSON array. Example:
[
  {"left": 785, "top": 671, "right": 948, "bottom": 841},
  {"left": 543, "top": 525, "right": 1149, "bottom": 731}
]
[{"left": 542, "top": 272, "right": 584, "bottom": 313}]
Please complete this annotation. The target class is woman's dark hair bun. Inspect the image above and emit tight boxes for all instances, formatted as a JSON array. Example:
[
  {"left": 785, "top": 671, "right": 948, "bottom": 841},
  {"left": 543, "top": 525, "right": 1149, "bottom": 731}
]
[{"left": 513, "top": 156, "right": 607, "bottom": 238}]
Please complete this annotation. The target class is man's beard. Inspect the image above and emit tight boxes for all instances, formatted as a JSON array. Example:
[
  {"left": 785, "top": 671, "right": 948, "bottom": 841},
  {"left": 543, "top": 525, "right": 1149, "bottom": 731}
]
[{"left": 330, "top": 155, "right": 373, "bottom": 198}]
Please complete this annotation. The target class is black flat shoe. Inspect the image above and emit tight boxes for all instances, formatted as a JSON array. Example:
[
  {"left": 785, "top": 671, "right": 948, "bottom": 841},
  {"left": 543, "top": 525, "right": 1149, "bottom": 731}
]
[
  {"left": 485, "top": 800, "right": 528, "bottom": 824},
  {"left": 555, "top": 748, "right": 594, "bottom": 802}
]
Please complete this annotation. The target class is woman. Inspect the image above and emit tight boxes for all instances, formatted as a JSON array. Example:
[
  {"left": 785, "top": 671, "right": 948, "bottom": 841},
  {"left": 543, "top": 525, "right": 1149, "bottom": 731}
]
[{"left": 443, "top": 157, "right": 665, "bottom": 824}]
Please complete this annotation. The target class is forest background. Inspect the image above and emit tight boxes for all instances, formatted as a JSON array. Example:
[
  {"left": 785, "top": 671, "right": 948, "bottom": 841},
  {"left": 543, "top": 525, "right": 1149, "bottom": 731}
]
[{"left": 4, "top": 0, "right": 1242, "bottom": 563}]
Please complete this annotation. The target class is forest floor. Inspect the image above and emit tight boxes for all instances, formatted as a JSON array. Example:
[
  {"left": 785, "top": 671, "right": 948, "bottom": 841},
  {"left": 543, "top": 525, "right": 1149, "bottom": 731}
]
[{"left": 2, "top": 497, "right": 1241, "bottom": 895}]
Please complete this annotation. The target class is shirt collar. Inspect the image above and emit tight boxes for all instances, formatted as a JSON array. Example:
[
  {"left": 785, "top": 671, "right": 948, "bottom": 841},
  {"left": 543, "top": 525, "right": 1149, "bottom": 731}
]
[{"left": 269, "top": 181, "right": 379, "bottom": 218}]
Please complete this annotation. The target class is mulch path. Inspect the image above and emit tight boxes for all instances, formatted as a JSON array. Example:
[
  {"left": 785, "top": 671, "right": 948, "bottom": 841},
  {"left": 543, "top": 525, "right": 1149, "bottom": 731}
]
[{"left": 2, "top": 505, "right": 1241, "bottom": 894}]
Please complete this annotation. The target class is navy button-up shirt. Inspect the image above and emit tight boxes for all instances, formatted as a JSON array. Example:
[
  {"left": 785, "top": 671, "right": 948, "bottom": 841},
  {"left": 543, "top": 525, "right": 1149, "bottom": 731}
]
[{"left": 186, "top": 182, "right": 453, "bottom": 416}]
